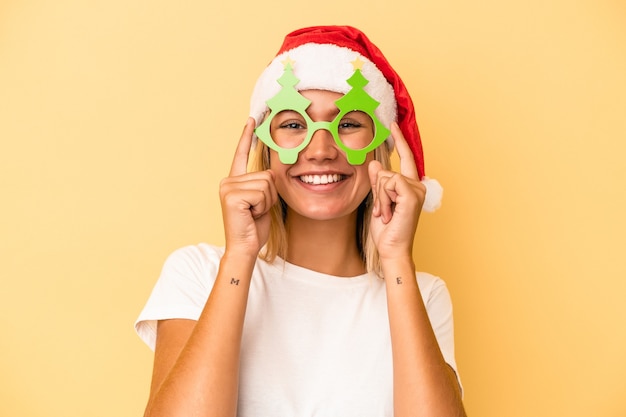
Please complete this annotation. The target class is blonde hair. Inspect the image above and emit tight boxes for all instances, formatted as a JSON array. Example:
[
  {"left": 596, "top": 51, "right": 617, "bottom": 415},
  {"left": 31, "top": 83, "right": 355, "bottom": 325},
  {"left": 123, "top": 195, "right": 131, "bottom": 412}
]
[{"left": 251, "top": 141, "right": 392, "bottom": 277}]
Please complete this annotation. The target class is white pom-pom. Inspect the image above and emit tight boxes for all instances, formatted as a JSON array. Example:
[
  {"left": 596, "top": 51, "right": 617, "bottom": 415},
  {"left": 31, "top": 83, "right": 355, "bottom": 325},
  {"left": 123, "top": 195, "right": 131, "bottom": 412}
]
[{"left": 421, "top": 177, "right": 443, "bottom": 212}]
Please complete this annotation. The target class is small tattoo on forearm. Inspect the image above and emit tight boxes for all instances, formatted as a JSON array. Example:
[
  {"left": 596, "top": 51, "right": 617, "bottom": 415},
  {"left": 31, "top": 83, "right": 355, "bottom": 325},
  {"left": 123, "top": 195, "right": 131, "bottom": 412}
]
[
  {"left": 230, "top": 278, "right": 240, "bottom": 286},
  {"left": 396, "top": 277, "right": 403, "bottom": 285}
]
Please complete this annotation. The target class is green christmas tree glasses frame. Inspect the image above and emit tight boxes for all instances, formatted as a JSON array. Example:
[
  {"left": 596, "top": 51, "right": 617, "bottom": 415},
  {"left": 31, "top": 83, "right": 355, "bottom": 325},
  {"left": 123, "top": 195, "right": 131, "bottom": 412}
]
[{"left": 254, "top": 58, "right": 390, "bottom": 166}]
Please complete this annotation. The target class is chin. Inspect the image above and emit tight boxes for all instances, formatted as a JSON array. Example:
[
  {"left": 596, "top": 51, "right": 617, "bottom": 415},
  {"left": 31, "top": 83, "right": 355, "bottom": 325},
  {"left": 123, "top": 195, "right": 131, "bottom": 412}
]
[{"left": 290, "top": 203, "right": 358, "bottom": 222}]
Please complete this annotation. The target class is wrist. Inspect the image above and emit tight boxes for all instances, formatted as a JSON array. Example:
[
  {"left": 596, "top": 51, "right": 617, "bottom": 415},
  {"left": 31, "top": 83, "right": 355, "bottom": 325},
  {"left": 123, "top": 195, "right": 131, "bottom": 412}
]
[
  {"left": 220, "top": 250, "right": 258, "bottom": 272},
  {"left": 378, "top": 252, "right": 414, "bottom": 267},
  {"left": 380, "top": 255, "right": 416, "bottom": 281},
  {"left": 376, "top": 240, "right": 414, "bottom": 264},
  {"left": 223, "top": 243, "right": 261, "bottom": 261}
]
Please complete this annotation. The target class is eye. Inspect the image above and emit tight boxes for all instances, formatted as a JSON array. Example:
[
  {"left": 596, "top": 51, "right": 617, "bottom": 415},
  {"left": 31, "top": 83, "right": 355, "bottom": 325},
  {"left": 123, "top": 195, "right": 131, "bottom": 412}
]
[
  {"left": 272, "top": 110, "right": 307, "bottom": 130},
  {"left": 338, "top": 111, "right": 371, "bottom": 131},
  {"left": 338, "top": 120, "right": 362, "bottom": 129},
  {"left": 280, "top": 120, "right": 306, "bottom": 130}
]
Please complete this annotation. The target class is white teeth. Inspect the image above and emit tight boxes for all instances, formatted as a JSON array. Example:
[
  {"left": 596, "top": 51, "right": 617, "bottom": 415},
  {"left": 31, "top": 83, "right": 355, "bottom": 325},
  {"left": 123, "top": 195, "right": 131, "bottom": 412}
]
[{"left": 299, "top": 174, "right": 343, "bottom": 184}]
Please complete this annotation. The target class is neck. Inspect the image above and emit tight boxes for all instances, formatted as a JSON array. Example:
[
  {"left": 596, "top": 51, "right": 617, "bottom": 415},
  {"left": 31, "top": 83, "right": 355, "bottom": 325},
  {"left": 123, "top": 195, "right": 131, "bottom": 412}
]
[{"left": 284, "top": 210, "right": 366, "bottom": 277}]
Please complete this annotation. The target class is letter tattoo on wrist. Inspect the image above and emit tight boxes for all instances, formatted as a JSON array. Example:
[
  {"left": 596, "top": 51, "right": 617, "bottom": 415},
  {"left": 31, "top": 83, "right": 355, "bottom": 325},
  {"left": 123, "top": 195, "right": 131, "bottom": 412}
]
[
  {"left": 396, "top": 276, "right": 403, "bottom": 285},
  {"left": 230, "top": 278, "right": 240, "bottom": 286}
]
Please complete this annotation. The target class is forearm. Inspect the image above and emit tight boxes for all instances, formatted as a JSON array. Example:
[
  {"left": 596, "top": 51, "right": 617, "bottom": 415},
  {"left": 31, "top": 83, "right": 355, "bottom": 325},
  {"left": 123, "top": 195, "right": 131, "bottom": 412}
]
[
  {"left": 382, "top": 257, "right": 465, "bottom": 417},
  {"left": 145, "top": 252, "right": 256, "bottom": 417}
]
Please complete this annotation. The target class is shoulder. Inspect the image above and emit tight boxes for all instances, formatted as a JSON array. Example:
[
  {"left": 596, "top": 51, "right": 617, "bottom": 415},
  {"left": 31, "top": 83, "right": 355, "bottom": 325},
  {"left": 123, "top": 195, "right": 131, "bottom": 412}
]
[
  {"left": 160, "top": 244, "right": 225, "bottom": 281},
  {"left": 145, "top": 243, "right": 228, "bottom": 309},
  {"left": 415, "top": 271, "right": 454, "bottom": 314},
  {"left": 416, "top": 271, "right": 448, "bottom": 297},
  {"left": 135, "top": 244, "right": 226, "bottom": 349},
  {"left": 161, "top": 244, "right": 281, "bottom": 288},
  {"left": 165, "top": 243, "right": 225, "bottom": 267}
]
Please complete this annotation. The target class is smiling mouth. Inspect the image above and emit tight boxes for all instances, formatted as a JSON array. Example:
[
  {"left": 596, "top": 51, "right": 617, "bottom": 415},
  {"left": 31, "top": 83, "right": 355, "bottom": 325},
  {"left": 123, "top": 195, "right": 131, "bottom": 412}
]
[{"left": 299, "top": 174, "right": 346, "bottom": 185}]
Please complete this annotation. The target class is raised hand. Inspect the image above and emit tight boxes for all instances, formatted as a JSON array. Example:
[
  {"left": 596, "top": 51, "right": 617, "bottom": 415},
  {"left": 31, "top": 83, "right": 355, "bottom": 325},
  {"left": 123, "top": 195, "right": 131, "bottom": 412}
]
[
  {"left": 219, "top": 118, "right": 278, "bottom": 257},
  {"left": 368, "top": 122, "right": 426, "bottom": 260}
]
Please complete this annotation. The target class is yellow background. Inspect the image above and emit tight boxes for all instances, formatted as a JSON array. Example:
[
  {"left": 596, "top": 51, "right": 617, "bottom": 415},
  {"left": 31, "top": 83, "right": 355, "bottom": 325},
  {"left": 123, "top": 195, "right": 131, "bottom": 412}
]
[{"left": 1, "top": 0, "right": 625, "bottom": 416}]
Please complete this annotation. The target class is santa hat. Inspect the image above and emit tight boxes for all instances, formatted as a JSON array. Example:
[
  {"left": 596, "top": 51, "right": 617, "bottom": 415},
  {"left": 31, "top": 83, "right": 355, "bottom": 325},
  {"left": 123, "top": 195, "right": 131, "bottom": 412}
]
[{"left": 249, "top": 25, "right": 442, "bottom": 212}]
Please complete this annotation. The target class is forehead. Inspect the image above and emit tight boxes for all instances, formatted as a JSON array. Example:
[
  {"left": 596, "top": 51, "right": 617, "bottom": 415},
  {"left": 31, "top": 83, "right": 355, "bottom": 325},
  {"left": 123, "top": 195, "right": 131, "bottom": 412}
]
[
  {"left": 295, "top": 89, "right": 344, "bottom": 119},
  {"left": 299, "top": 89, "right": 343, "bottom": 99},
  {"left": 299, "top": 89, "right": 343, "bottom": 104}
]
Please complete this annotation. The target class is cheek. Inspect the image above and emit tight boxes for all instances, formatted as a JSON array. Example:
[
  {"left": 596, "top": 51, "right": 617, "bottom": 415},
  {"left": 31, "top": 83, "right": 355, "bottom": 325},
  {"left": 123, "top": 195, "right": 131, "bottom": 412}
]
[
  {"left": 355, "top": 164, "right": 373, "bottom": 192},
  {"left": 356, "top": 153, "right": 377, "bottom": 191},
  {"left": 268, "top": 151, "right": 290, "bottom": 192},
  {"left": 268, "top": 150, "right": 285, "bottom": 172}
]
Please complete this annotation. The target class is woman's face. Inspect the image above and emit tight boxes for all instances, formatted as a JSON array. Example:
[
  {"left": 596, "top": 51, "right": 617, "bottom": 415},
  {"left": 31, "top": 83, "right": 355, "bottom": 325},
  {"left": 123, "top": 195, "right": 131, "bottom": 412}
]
[{"left": 269, "top": 89, "right": 375, "bottom": 222}]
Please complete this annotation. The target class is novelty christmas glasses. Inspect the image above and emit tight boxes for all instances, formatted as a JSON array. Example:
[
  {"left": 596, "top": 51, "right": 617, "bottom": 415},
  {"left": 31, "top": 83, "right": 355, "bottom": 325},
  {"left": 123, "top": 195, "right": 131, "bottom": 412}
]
[{"left": 254, "top": 58, "right": 390, "bottom": 165}]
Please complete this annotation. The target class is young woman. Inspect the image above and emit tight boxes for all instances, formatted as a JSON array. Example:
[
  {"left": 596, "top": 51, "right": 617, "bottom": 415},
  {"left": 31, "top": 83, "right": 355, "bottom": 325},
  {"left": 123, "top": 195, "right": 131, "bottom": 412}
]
[{"left": 136, "top": 25, "right": 465, "bottom": 417}]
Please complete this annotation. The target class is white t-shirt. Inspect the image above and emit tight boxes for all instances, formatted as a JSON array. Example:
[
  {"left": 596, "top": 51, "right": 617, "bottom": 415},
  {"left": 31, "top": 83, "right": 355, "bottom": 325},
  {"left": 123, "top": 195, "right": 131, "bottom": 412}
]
[{"left": 136, "top": 243, "right": 461, "bottom": 416}]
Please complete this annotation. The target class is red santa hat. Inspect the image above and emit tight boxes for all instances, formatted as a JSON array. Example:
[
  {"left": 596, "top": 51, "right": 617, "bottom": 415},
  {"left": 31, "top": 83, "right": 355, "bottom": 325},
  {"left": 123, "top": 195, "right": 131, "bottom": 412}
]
[{"left": 249, "top": 25, "right": 442, "bottom": 212}]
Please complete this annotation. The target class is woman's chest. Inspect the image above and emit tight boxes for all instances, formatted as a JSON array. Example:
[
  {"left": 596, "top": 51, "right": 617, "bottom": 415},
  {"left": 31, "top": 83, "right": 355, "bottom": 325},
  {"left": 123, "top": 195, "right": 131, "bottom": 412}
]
[{"left": 237, "top": 279, "right": 393, "bottom": 416}]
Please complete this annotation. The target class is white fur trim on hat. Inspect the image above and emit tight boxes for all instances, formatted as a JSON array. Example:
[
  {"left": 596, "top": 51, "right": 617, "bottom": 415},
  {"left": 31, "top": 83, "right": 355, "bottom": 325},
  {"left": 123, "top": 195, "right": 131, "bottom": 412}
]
[
  {"left": 250, "top": 43, "right": 397, "bottom": 146},
  {"left": 421, "top": 177, "right": 443, "bottom": 213}
]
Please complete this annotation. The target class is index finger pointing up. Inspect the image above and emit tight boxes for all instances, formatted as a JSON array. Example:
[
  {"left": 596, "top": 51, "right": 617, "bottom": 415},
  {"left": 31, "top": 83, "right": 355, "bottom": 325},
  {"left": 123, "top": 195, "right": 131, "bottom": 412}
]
[
  {"left": 229, "top": 118, "right": 256, "bottom": 177},
  {"left": 391, "top": 122, "right": 419, "bottom": 180}
]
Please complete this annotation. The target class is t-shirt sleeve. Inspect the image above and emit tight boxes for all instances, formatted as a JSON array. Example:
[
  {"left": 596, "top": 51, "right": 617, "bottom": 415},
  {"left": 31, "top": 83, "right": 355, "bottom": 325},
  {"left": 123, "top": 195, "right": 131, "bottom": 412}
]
[
  {"left": 417, "top": 273, "right": 463, "bottom": 394},
  {"left": 134, "top": 244, "right": 223, "bottom": 351}
]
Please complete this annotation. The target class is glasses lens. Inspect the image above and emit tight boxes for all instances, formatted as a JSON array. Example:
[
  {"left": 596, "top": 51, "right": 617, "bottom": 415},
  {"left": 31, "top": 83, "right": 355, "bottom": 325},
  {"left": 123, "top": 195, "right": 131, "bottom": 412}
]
[
  {"left": 336, "top": 110, "right": 375, "bottom": 150},
  {"left": 269, "top": 110, "right": 309, "bottom": 149}
]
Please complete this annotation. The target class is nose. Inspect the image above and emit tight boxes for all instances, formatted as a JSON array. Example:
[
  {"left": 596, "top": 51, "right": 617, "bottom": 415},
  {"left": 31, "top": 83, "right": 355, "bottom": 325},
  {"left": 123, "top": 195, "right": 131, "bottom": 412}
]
[{"left": 302, "top": 127, "right": 339, "bottom": 161}]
